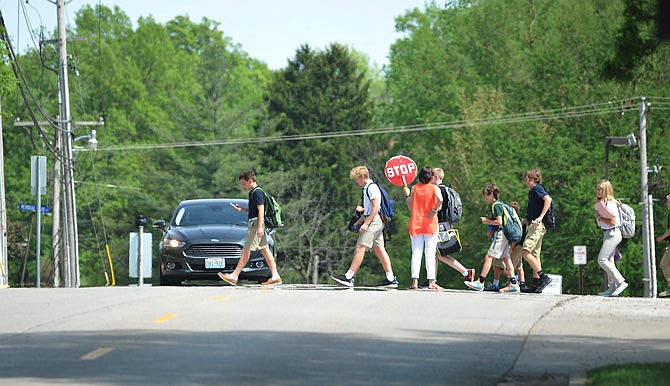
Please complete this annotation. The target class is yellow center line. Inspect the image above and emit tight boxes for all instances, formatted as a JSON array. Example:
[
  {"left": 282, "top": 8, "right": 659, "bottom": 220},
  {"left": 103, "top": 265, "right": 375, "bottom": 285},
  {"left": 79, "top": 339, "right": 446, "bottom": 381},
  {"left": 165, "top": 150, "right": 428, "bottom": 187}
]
[
  {"left": 80, "top": 347, "right": 114, "bottom": 360},
  {"left": 210, "top": 295, "right": 229, "bottom": 301},
  {"left": 154, "top": 313, "right": 178, "bottom": 323}
]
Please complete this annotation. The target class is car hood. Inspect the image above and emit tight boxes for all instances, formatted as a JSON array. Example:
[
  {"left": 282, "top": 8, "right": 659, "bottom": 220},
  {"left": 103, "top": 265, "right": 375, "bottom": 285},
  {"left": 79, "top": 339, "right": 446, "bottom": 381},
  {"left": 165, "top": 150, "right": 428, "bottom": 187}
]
[{"left": 168, "top": 225, "right": 246, "bottom": 243}]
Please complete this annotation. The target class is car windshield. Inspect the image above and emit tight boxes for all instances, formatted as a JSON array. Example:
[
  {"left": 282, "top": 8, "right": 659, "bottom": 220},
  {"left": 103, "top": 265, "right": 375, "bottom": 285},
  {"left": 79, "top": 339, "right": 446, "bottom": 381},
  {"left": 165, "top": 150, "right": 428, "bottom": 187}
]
[{"left": 173, "top": 203, "right": 248, "bottom": 227}]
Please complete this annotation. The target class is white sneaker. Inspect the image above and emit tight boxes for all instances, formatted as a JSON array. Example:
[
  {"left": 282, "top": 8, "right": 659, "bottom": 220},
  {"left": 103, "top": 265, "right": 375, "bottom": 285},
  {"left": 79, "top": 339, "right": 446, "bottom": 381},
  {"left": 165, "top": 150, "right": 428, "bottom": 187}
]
[
  {"left": 658, "top": 286, "right": 670, "bottom": 298},
  {"left": 611, "top": 281, "right": 629, "bottom": 297}
]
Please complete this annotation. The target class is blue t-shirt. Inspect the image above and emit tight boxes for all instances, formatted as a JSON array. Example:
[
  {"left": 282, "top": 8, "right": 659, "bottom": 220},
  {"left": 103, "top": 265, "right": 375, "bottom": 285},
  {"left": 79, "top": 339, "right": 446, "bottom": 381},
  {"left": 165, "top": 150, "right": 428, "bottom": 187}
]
[
  {"left": 248, "top": 187, "right": 266, "bottom": 219},
  {"left": 526, "top": 184, "right": 549, "bottom": 221}
]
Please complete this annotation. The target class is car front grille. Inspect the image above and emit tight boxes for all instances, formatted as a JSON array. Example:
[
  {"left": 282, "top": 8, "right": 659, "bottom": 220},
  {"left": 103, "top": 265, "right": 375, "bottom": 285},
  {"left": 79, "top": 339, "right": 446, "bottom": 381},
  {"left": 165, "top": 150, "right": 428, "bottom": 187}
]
[{"left": 184, "top": 244, "right": 242, "bottom": 258}]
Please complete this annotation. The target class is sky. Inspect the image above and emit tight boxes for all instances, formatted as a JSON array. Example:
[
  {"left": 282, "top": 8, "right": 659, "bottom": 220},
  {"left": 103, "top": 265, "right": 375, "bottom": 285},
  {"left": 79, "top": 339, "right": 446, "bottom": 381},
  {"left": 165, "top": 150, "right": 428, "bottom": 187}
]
[{"left": 2, "top": 0, "right": 428, "bottom": 70}]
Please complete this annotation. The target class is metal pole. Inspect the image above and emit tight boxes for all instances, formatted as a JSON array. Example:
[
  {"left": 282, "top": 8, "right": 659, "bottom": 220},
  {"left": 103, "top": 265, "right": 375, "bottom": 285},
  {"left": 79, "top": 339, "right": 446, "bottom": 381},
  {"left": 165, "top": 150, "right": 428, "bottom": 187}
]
[
  {"left": 639, "top": 98, "right": 652, "bottom": 297},
  {"left": 36, "top": 159, "right": 42, "bottom": 289},
  {"left": 649, "top": 195, "right": 658, "bottom": 296},
  {"left": 56, "top": 0, "right": 79, "bottom": 287}
]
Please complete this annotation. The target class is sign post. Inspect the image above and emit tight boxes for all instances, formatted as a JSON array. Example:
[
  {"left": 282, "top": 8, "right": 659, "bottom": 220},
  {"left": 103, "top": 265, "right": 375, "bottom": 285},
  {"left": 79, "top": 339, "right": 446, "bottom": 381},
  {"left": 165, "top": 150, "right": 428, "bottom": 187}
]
[
  {"left": 384, "top": 156, "right": 418, "bottom": 187},
  {"left": 31, "top": 156, "right": 47, "bottom": 288},
  {"left": 573, "top": 245, "right": 587, "bottom": 295}
]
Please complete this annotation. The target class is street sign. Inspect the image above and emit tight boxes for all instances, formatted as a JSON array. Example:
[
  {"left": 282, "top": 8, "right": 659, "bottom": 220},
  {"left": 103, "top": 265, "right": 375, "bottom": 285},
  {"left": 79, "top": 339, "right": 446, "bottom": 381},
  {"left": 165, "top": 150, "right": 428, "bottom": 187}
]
[
  {"left": 573, "top": 245, "right": 587, "bottom": 265},
  {"left": 384, "top": 155, "right": 417, "bottom": 186},
  {"left": 31, "top": 156, "right": 47, "bottom": 196},
  {"left": 19, "top": 203, "right": 51, "bottom": 214}
]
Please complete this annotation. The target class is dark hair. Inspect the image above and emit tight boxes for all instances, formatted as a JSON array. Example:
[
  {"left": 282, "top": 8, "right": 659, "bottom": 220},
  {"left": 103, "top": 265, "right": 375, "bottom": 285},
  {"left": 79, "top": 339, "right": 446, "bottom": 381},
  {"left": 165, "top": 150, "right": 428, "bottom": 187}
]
[
  {"left": 239, "top": 169, "right": 257, "bottom": 182},
  {"left": 418, "top": 166, "right": 434, "bottom": 184},
  {"left": 524, "top": 169, "right": 542, "bottom": 184},
  {"left": 482, "top": 183, "right": 500, "bottom": 199}
]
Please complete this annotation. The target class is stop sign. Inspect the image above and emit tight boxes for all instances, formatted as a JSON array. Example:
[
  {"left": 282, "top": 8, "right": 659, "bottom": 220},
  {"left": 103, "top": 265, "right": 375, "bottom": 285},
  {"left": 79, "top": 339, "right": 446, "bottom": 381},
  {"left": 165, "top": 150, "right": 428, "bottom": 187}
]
[{"left": 385, "top": 156, "right": 418, "bottom": 186}]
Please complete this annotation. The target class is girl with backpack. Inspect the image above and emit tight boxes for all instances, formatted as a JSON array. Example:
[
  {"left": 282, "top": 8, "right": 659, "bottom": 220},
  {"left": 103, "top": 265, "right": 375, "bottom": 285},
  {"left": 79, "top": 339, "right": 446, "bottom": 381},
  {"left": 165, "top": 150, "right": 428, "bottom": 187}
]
[{"left": 594, "top": 179, "right": 628, "bottom": 297}]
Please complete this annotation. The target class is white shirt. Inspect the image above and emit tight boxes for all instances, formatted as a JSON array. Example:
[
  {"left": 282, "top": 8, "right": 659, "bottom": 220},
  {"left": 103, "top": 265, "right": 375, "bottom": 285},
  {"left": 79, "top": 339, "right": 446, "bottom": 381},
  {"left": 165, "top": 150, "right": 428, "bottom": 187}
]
[{"left": 363, "top": 180, "right": 381, "bottom": 216}]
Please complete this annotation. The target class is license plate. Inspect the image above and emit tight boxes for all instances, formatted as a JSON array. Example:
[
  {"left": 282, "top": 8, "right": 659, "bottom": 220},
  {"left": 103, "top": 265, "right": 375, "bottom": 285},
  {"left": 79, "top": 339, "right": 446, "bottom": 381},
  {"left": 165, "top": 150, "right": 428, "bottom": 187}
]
[{"left": 205, "top": 258, "right": 226, "bottom": 269}]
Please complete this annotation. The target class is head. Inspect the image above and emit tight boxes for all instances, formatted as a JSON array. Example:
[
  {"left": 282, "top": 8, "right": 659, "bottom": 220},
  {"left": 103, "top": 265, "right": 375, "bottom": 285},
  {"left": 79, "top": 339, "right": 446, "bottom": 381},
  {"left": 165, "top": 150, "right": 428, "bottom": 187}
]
[
  {"left": 349, "top": 166, "right": 370, "bottom": 187},
  {"left": 418, "top": 166, "right": 435, "bottom": 184},
  {"left": 482, "top": 183, "right": 500, "bottom": 203},
  {"left": 524, "top": 169, "right": 542, "bottom": 188},
  {"left": 596, "top": 179, "right": 615, "bottom": 202},
  {"left": 433, "top": 168, "right": 444, "bottom": 185},
  {"left": 509, "top": 201, "right": 521, "bottom": 214},
  {"left": 238, "top": 169, "right": 257, "bottom": 190}
]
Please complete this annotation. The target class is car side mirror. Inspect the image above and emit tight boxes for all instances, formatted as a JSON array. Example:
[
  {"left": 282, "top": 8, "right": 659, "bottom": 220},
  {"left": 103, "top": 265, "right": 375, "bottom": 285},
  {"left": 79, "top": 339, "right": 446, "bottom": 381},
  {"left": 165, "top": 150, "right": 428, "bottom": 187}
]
[{"left": 153, "top": 220, "right": 166, "bottom": 231}]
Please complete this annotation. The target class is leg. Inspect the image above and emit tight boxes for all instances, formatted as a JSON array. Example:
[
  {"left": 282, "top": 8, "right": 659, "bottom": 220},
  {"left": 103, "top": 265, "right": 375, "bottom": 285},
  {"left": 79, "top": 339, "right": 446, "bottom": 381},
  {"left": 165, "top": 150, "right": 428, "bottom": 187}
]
[
  {"left": 232, "top": 248, "right": 251, "bottom": 278},
  {"left": 425, "top": 233, "right": 438, "bottom": 281},
  {"left": 349, "top": 244, "right": 368, "bottom": 273},
  {"left": 410, "top": 235, "right": 424, "bottom": 281},
  {"left": 260, "top": 247, "right": 280, "bottom": 279},
  {"left": 437, "top": 253, "right": 467, "bottom": 274}
]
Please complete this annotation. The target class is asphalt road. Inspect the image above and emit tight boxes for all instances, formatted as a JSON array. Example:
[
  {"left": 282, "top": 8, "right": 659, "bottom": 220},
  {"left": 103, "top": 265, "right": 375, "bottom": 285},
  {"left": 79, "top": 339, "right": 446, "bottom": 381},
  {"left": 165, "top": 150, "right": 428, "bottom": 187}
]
[{"left": 0, "top": 285, "right": 667, "bottom": 386}]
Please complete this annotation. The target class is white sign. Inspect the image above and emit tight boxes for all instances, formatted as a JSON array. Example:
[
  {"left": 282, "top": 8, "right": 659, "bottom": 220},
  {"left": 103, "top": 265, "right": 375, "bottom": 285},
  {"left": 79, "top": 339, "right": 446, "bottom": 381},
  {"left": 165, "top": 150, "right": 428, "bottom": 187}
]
[
  {"left": 573, "top": 245, "right": 587, "bottom": 265},
  {"left": 129, "top": 232, "right": 152, "bottom": 278}
]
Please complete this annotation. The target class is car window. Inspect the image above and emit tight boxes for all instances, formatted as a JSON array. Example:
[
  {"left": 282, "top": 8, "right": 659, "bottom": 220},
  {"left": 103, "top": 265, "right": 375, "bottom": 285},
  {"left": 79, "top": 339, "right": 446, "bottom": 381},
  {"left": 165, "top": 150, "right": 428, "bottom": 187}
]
[{"left": 174, "top": 203, "right": 248, "bottom": 226}]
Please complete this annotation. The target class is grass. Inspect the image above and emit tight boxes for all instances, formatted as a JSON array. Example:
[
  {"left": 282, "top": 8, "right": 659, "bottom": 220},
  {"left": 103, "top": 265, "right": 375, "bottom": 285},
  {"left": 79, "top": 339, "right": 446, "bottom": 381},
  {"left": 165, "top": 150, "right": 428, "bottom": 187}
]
[{"left": 587, "top": 363, "right": 670, "bottom": 386}]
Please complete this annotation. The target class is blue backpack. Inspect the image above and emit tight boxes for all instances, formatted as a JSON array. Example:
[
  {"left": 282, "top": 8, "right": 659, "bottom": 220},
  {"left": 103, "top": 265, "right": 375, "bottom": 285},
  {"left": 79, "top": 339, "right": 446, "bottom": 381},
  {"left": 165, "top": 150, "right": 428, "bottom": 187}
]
[
  {"left": 365, "top": 182, "right": 395, "bottom": 224},
  {"left": 492, "top": 201, "right": 522, "bottom": 243}
]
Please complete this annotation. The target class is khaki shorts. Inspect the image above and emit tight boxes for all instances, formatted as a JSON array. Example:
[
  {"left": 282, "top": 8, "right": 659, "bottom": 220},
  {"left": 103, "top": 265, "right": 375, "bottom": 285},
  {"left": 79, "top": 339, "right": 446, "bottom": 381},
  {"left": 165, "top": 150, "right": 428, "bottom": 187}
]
[
  {"left": 523, "top": 222, "right": 546, "bottom": 257},
  {"left": 356, "top": 215, "right": 385, "bottom": 249},
  {"left": 493, "top": 258, "right": 506, "bottom": 270},
  {"left": 487, "top": 230, "right": 510, "bottom": 259},
  {"left": 510, "top": 244, "right": 523, "bottom": 271},
  {"left": 244, "top": 219, "right": 268, "bottom": 251}
]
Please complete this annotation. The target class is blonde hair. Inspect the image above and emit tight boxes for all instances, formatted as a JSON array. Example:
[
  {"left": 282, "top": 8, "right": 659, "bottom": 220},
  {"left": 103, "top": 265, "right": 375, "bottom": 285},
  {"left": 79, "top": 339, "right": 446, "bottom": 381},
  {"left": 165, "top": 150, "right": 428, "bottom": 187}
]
[
  {"left": 596, "top": 179, "right": 615, "bottom": 203},
  {"left": 524, "top": 169, "right": 542, "bottom": 184},
  {"left": 349, "top": 166, "right": 369, "bottom": 180},
  {"left": 434, "top": 168, "right": 444, "bottom": 180}
]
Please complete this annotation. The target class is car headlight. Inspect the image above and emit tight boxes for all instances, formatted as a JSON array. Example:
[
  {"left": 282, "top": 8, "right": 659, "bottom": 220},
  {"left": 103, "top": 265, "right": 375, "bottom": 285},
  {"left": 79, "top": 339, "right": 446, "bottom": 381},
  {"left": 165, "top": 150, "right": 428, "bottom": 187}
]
[{"left": 165, "top": 238, "right": 186, "bottom": 249}]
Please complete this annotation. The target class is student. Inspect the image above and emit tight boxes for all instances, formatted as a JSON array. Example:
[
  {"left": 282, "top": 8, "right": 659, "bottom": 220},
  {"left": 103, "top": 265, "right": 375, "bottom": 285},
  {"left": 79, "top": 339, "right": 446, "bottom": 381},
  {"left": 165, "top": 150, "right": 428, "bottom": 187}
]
[
  {"left": 432, "top": 168, "right": 475, "bottom": 284},
  {"left": 403, "top": 166, "right": 443, "bottom": 290},
  {"left": 331, "top": 166, "right": 398, "bottom": 288},
  {"left": 594, "top": 179, "right": 628, "bottom": 297},
  {"left": 465, "top": 183, "right": 519, "bottom": 292},
  {"left": 520, "top": 169, "right": 552, "bottom": 293},
  {"left": 502, "top": 201, "right": 527, "bottom": 291},
  {"left": 657, "top": 193, "right": 670, "bottom": 298},
  {"left": 219, "top": 170, "right": 282, "bottom": 286}
]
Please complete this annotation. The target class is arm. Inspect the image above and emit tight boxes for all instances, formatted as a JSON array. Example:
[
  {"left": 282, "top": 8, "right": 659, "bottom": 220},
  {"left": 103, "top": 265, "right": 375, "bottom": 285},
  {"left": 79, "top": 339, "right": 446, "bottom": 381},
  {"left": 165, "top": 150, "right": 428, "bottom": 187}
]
[
  {"left": 481, "top": 215, "right": 503, "bottom": 226},
  {"left": 427, "top": 185, "right": 443, "bottom": 218},
  {"left": 657, "top": 226, "right": 670, "bottom": 243},
  {"left": 532, "top": 194, "right": 552, "bottom": 226},
  {"left": 403, "top": 185, "right": 412, "bottom": 209},
  {"left": 256, "top": 203, "right": 265, "bottom": 236},
  {"left": 360, "top": 197, "right": 380, "bottom": 233}
]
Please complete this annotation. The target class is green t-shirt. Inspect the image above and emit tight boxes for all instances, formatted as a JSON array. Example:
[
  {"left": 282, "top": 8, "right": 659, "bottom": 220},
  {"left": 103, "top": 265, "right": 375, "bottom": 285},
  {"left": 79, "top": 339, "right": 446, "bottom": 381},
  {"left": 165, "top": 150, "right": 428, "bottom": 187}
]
[{"left": 490, "top": 200, "right": 505, "bottom": 230}]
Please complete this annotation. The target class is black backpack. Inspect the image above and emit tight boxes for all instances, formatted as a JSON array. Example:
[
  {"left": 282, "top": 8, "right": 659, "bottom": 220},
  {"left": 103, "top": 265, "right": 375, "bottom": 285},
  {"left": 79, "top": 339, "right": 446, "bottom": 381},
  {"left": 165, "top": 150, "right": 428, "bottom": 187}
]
[
  {"left": 539, "top": 184, "right": 556, "bottom": 230},
  {"left": 437, "top": 184, "right": 462, "bottom": 225}
]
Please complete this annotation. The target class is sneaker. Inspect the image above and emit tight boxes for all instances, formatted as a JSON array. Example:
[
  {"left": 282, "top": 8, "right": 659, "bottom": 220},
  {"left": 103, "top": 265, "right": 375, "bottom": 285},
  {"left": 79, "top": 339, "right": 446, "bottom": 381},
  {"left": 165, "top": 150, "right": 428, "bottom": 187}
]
[
  {"left": 218, "top": 272, "right": 238, "bottom": 286},
  {"left": 483, "top": 283, "right": 500, "bottom": 292},
  {"left": 610, "top": 281, "right": 628, "bottom": 297},
  {"left": 500, "top": 283, "right": 520, "bottom": 293},
  {"left": 658, "top": 286, "right": 670, "bottom": 298},
  {"left": 535, "top": 273, "right": 552, "bottom": 292},
  {"left": 331, "top": 274, "right": 354, "bottom": 287},
  {"left": 521, "top": 279, "right": 538, "bottom": 293},
  {"left": 261, "top": 277, "right": 283, "bottom": 286},
  {"left": 465, "top": 280, "right": 484, "bottom": 291},
  {"left": 598, "top": 286, "right": 615, "bottom": 297},
  {"left": 378, "top": 277, "right": 399, "bottom": 288},
  {"left": 464, "top": 268, "right": 476, "bottom": 282}
]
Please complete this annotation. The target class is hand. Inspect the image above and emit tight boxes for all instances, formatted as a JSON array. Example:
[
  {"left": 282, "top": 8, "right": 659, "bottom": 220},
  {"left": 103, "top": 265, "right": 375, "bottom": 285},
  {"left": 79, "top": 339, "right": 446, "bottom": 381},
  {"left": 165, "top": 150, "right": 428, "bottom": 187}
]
[
  {"left": 359, "top": 222, "right": 368, "bottom": 233},
  {"left": 480, "top": 216, "right": 487, "bottom": 224},
  {"left": 403, "top": 186, "right": 410, "bottom": 197},
  {"left": 427, "top": 210, "right": 435, "bottom": 218}
]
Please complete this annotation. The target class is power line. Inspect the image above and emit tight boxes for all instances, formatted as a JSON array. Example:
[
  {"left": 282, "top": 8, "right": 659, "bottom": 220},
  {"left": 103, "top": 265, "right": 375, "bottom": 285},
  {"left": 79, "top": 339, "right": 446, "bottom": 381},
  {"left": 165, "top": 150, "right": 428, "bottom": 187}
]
[{"left": 89, "top": 98, "right": 642, "bottom": 152}]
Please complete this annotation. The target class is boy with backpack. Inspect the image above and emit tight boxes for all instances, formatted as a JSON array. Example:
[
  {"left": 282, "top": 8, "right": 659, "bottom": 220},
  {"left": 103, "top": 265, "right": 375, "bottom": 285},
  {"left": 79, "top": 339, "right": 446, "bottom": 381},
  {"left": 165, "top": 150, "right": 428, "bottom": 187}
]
[
  {"left": 219, "top": 170, "right": 282, "bottom": 286},
  {"left": 521, "top": 169, "right": 553, "bottom": 293},
  {"left": 465, "top": 183, "right": 519, "bottom": 292},
  {"left": 432, "top": 168, "right": 475, "bottom": 283},
  {"left": 331, "top": 166, "right": 398, "bottom": 288}
]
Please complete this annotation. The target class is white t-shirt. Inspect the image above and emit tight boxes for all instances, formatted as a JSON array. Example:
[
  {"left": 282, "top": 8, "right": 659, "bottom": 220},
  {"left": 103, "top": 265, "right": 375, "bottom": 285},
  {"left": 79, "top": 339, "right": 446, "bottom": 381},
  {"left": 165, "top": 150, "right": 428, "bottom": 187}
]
[{"left": 363, "top": 180, "right": 381, "bottom": 216}]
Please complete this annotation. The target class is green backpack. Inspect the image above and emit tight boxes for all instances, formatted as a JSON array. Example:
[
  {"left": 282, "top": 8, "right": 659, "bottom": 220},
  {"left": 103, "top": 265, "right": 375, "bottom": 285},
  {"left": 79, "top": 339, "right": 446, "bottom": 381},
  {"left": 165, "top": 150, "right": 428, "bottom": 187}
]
[{"left": 254, "top": 187, "right": 283, "bottom": 230}]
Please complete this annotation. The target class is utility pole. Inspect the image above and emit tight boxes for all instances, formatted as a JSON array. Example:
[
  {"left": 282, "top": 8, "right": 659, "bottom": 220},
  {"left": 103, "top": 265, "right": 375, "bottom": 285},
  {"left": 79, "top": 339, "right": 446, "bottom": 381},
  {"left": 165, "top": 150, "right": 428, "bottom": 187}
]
[
  {"left": 0, "top": 98, "right": 8, "bottom": 287},
  {"left": 639, "top": 97, "right": 655, "bottom": 298}
]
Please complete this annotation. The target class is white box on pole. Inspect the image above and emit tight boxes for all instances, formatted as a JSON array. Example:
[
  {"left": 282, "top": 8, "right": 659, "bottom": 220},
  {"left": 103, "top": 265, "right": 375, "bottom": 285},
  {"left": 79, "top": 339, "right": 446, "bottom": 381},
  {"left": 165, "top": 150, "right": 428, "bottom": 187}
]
[{"left": 129, "top": 232, "right": 152, "bottom": 278}]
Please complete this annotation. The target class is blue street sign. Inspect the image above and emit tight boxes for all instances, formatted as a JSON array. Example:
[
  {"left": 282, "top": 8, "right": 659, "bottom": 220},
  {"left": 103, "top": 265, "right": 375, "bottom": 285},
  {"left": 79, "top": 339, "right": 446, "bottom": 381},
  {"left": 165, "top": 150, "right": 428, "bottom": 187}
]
[{"left": 19, "top": 203, "right": 51, "bottom": 214}]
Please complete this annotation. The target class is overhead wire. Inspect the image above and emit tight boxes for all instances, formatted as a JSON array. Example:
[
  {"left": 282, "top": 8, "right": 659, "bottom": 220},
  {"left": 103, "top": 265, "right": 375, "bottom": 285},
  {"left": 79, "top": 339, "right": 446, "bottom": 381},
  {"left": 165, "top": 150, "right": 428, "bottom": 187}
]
[{"left": 88, "top": 98, "right": 642, "bottom": 152}]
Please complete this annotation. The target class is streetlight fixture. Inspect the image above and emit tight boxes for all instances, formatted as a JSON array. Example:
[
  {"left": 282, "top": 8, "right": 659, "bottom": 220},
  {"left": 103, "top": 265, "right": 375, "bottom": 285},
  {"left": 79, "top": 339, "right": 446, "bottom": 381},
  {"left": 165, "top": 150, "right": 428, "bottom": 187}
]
[{"left": 605, "top": 133, "right": 637, "bottom": 179}]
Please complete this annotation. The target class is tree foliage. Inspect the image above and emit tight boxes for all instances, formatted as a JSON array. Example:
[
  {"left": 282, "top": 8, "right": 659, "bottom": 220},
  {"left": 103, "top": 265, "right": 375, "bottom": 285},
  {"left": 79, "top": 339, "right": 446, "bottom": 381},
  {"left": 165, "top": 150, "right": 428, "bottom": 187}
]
[{"left": 0, "top": 0, "right": 668, "bottom": 295}]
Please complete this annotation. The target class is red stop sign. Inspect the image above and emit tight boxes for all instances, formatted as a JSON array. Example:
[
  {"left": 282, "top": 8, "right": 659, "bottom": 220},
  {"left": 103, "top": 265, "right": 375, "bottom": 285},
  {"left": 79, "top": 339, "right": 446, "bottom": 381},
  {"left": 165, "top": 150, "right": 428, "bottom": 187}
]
[{"left": 385, "top": 156, "right": 417, "bottom": 186}]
